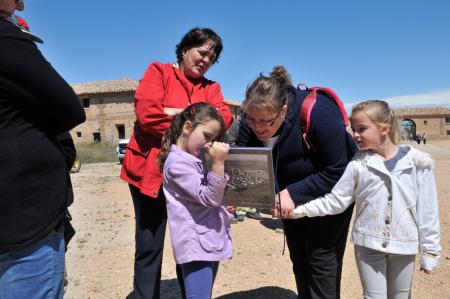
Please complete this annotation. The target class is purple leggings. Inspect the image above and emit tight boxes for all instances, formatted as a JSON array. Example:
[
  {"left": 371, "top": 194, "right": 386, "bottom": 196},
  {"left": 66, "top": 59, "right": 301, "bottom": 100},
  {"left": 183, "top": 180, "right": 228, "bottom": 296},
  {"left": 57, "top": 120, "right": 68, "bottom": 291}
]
[{"left": 180, "top": 261, "right": 219, "bottom": 299}]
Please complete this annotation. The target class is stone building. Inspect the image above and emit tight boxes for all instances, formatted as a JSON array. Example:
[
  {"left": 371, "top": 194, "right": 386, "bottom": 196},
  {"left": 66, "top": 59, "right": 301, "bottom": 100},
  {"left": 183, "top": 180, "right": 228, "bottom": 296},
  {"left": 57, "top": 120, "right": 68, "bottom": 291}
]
[
  {"left": 70, "top": 78, "right": 241, "bottom": 144},
  {"left": 395, "top": 107, "right": 450, "bottom": 140}
]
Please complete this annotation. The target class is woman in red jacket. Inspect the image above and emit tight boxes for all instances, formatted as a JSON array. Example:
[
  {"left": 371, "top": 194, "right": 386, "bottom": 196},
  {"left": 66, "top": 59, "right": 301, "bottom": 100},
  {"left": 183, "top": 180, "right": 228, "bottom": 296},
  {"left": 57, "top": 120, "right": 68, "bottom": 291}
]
[{"left": 120, "top": 27, "right": 232, "bottom": 299}]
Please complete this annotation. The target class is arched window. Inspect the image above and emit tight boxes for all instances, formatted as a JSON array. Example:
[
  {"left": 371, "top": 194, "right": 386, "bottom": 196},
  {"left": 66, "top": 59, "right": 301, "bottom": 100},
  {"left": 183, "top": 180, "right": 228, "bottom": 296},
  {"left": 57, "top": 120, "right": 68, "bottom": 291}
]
[{"left": 400, "top": 119, "right": 416, "bottom": 141}]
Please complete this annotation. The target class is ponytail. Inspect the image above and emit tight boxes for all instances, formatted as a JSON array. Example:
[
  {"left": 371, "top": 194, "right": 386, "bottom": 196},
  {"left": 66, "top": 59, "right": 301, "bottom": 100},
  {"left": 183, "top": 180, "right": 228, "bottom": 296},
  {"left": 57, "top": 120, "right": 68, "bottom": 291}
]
[
  {"left": 352, "top": 100, "right": 399, "bottom": 144},
  {"left": 242, "top": 65, "right": 292, "bottom": 113},
  {"left": 158, "top": 113, "right": 185, "bottom": 172}
]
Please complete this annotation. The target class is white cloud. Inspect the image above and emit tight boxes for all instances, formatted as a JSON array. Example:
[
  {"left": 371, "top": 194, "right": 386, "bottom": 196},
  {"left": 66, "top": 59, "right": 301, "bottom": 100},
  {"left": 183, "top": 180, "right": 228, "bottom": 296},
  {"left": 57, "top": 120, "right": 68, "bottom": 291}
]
[
  {"left": 346, "top": 89, "right": 450, "bottom": 110},
  {"left": 382, "top": 89, "right": 450, "bottom": 107}
]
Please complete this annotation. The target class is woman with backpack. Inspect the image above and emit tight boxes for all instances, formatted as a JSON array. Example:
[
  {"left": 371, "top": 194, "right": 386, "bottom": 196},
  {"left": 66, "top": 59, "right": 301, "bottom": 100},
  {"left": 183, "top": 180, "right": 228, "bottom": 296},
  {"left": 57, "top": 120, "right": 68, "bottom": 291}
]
[{"left": 235, "top": 65, "right": 357, "bottom": 299}]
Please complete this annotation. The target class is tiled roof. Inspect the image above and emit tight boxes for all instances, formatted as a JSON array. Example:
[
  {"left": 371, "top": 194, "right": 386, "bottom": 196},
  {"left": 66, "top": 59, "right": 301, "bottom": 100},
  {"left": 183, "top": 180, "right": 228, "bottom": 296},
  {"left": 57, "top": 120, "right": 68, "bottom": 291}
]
[
  {"left": 71, "top": 78, "right": 138, "bottom": 95},
  {"left": 70, "top": 78, "right": 242, "bottom": 107},
  {"left": 394, "top": 107, "right": 450, "bottom": 116}
]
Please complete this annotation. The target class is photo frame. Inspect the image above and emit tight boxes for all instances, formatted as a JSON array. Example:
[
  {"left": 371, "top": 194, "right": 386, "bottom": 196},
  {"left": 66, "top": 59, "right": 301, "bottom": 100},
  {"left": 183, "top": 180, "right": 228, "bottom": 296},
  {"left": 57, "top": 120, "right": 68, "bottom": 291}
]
[{"left": 200, "top": 147, "right": 276, "bottom": 209}]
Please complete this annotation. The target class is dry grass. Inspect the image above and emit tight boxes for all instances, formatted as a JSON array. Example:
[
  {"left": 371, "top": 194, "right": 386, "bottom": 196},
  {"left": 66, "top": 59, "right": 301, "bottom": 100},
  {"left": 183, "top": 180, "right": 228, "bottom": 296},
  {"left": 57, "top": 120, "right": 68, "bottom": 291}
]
[{"left": 75, "top": 142, "right": 118, "bottom": 164}]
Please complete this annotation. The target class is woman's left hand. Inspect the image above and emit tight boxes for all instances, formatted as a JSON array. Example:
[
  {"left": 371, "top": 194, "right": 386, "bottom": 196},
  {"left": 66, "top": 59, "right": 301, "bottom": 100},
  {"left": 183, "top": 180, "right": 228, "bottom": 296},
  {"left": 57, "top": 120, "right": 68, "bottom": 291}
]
[{"left": 272, "top": 189, "right": 296, "bottom": 219}]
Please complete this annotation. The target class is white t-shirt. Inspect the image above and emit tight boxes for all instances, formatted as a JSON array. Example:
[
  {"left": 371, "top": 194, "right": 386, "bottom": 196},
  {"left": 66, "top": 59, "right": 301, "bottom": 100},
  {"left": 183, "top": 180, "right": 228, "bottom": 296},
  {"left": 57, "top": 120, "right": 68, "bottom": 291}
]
[{"left": 263, "top": 135, "right": 279, "bottom": 149}]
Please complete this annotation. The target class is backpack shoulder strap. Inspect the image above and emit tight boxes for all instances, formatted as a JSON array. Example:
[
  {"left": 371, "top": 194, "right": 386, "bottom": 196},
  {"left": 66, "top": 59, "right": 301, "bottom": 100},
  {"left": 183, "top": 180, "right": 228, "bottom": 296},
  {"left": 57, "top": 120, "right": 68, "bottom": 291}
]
[{"left": 298, "top": 85, "right": 349, "bottom": 151}]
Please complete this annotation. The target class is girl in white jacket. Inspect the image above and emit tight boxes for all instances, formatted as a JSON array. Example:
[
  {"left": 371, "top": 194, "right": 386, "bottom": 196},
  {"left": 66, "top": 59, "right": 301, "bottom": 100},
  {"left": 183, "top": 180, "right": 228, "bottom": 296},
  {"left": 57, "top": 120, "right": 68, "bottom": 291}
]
[{"left": 291, "top": 100, "right": 440, "bottom": 299}]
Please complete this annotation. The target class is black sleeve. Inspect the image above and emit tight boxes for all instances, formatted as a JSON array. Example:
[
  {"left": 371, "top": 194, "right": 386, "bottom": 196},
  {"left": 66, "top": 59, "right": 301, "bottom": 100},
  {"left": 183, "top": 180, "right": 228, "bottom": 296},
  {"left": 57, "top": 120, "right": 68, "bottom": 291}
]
[
  {"left": 224, "top": 116, "right": 241, "bottom": 146},
  {"left": 0, "top": 31, "right": 86, "bottom": 133},
  {"left": 56, "top": 132, "right": 77, "bottom": 169},
  {"left": 235, "top": 117, "right": 255, "bottom": 146}
]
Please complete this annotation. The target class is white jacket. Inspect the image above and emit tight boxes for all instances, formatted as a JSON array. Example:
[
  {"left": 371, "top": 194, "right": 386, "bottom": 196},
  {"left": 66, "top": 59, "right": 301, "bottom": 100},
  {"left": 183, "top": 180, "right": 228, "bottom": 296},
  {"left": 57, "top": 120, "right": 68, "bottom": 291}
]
[{"left": 293, "top": 145, "right": 440, "bottom": 271}]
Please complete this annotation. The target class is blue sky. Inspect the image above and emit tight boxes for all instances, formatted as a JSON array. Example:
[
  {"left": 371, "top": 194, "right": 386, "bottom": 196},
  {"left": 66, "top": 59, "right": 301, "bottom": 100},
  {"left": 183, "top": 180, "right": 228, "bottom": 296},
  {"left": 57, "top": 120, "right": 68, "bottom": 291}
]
[{"left": 21, "top": 0, "right": 450, "bottom": 107}]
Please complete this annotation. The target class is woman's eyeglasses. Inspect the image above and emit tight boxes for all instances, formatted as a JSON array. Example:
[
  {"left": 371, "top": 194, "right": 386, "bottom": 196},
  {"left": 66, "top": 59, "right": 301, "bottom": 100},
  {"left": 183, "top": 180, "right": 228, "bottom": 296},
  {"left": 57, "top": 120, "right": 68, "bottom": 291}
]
[{"left": 243, "top": 110, "right": 282, "bottom": 127}]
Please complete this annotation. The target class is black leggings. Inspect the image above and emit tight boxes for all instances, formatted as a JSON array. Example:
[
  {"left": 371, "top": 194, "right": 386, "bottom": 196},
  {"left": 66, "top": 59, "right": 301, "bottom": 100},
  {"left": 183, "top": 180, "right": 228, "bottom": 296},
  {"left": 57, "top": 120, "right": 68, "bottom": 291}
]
[
  {"left": 283, "top": 204, "right": 354, "bottom": 299},
  {"left": 128, "top": 185, "right": 185, "bottom": 299}
]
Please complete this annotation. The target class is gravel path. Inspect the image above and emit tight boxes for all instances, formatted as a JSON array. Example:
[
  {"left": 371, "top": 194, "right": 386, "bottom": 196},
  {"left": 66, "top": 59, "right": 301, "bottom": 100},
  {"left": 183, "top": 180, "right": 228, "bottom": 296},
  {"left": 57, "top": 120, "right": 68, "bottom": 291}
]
[{"left": 65, "top": 141, "right": 450, "bottom": 298}]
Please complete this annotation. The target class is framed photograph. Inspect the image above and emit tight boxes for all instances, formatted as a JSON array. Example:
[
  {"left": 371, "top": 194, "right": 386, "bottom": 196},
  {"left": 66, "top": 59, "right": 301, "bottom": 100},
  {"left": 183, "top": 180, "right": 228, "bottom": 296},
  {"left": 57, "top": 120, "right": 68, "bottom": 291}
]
[{"left": 200, "top": 147, "right": 276, "bottom": 209}]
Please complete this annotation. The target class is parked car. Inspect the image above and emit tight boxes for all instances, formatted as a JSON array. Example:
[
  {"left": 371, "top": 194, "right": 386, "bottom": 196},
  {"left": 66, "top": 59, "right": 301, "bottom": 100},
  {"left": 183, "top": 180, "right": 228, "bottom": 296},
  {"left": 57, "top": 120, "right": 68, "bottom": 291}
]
[{"left": 116, "top": 139, "right": 129, "bottom": 164}]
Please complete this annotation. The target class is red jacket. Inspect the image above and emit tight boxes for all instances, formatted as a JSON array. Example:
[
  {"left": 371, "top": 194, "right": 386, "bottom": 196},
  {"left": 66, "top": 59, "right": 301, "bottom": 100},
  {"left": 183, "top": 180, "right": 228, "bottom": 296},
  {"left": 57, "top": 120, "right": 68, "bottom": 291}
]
[{"left": 120, "top": 62, "right": 233, "bottom": 198}]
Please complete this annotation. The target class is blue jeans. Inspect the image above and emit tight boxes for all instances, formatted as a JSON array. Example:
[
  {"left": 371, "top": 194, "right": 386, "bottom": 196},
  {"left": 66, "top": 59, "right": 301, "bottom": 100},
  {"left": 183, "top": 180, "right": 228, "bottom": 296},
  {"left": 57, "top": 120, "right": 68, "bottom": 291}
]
[{"left": 0, "top": 231, "right": 65, "bottom": 299}]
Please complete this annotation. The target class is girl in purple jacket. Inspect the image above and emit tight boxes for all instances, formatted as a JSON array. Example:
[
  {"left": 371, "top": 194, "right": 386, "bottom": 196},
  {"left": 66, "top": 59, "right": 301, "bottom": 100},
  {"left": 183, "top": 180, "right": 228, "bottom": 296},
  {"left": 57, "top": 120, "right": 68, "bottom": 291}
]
[{"left": 158, "top": 102, "right": 233, "bottom": 299}]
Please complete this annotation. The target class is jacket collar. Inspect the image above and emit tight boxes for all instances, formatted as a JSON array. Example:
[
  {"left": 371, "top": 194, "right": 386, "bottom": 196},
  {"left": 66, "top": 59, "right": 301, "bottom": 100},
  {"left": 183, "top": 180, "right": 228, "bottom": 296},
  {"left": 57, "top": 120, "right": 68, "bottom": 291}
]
[
  {"left": 361, "top": 145, "right": 416, "bottom": 175},
  {"left": 169, "top": 144, "right": 202, "bottom": 163}
]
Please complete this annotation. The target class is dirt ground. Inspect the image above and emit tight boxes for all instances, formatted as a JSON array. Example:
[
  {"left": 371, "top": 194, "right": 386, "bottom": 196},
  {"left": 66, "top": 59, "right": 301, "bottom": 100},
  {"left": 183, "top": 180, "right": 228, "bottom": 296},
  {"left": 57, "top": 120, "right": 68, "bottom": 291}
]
[{"left": 65, "top": 141, "right": 450, "bottom": 299}]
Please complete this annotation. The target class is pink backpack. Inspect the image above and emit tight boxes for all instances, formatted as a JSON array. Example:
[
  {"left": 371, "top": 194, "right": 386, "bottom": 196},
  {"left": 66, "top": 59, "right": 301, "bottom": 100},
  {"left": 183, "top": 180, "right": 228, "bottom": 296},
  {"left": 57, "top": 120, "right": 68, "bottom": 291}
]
[{"left": 297, "top": 84, "right": 349, "bottom": 151}]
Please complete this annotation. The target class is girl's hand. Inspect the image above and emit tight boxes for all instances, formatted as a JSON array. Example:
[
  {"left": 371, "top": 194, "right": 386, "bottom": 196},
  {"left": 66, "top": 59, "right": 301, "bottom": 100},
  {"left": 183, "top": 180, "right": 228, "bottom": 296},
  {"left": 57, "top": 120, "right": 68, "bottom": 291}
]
[
  {"left": 208, "top": 142, "right": 229, "bottom": 163},
  {"left": 420, "top": 267, "right": 432, "bottom": 274},
  {"left": 208, "top": 142, "right": 229, "bottom": 177},
  {"left": 272, "top": 189, "right": 296, "bottom": 219}
]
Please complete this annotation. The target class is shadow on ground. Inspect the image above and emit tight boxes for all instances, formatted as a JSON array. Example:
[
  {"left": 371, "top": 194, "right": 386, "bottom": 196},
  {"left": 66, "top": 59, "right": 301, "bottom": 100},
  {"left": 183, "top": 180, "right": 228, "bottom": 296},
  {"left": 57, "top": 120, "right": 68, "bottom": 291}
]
[
  {"left": 126, "top": 279, "right": 184, "bottom": 299},
  {"left": 259, "top": 218, "right": 283, "bottom": 231},
  {"left": 161, "top": 278, "right": 184, "bottom": 298},
  {"left": 215, "top": 286, "right": 297, "bottom": 298},
  {"left": 127, "top": 280, "right": 297, "bottom": 299}
]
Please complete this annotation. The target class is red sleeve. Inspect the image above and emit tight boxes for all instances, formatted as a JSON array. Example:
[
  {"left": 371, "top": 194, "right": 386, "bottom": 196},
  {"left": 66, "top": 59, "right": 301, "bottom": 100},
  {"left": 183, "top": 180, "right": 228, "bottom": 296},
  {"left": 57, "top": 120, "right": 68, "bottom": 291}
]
[
  {"left": 206, "top": 83, "right": 233, "bottom": 129},
  {"left": 134, "top": 62, "right": 172, "bottom": 137}
]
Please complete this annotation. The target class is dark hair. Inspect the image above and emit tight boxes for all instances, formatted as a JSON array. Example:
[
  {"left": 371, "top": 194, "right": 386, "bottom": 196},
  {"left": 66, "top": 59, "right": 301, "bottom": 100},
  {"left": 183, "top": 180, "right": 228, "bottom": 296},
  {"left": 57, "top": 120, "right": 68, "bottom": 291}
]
[
  {"left": 242, "top": 65, "right": 292, "bottom": 113},
  {"left": 158, "top": 102, "right": 226, "bottom": 172},
  {"left": 175, "top": 28, "right": 223, "bottom": 64},
  {"left": 351, "top": 100, "right": 399, "bottom": 144}
]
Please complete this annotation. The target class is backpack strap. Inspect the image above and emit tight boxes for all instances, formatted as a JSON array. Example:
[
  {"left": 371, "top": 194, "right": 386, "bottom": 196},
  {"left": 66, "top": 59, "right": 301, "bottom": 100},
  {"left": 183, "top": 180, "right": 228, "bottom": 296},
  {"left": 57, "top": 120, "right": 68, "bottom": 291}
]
[{"left": 298, "top": 85, "right": 349, "bottom": 151}]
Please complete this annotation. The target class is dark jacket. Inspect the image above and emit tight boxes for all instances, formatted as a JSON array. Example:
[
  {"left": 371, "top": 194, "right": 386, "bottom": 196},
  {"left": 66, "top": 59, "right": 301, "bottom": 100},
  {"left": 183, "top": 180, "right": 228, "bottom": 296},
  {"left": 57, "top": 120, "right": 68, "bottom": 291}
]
[
  {"left": 224, "top": 115, "right": 241, "bottom": 147},
  {"left": 0, "top": 18, "right": 86, "bottom": 253},
  {"left": 236, "top": 87, "right": 357, "bottom": 205}
]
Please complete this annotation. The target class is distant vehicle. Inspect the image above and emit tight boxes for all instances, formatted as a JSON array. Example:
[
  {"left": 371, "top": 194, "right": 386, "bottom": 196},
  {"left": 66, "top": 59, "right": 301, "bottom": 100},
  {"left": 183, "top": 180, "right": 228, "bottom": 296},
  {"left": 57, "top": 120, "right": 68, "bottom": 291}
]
[{"left": 116, "top": 139, "right": 129, "bottom": 164}]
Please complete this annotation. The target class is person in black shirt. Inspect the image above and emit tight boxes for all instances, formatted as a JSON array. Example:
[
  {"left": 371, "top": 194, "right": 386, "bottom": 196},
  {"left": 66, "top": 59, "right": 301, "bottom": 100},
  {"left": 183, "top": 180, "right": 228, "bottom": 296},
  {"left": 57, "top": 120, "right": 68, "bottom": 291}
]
[{"left": 0, "top": 1, "right": 85, "bottom": 297}]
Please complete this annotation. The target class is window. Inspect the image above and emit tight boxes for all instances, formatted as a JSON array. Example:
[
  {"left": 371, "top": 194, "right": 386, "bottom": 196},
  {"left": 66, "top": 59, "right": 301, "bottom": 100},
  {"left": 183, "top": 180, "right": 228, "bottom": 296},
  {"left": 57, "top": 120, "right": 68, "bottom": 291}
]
[
  {"left": 447, "top": 130, "right": 450, "bottom": 136},
  {"left": 116, "top": 124, "right": 125, "bottom": 139},
  {"left": 82, "top": 98, "right": 90, "bottom": 108},
  {"left": 423, "top": 120, "right": 427, "bottom": 126},
  {"left": 76, "top": 131, "right": 82, "bottom": 137},
  {"left": 445, "top": 117, "right": 450, "bottom": 124},
  {"left": 93, "top": 132, "right": 101, "bottom": 143}
]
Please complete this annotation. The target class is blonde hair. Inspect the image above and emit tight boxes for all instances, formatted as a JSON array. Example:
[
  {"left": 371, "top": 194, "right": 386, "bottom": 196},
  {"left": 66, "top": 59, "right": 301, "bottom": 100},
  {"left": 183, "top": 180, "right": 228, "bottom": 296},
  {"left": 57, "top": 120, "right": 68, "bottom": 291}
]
[
  {"left": 242, "top": 65, "right": 292, "bottom": 113},
  {"left": 351, "top": 100, "right": 399, "bottom": 144}
]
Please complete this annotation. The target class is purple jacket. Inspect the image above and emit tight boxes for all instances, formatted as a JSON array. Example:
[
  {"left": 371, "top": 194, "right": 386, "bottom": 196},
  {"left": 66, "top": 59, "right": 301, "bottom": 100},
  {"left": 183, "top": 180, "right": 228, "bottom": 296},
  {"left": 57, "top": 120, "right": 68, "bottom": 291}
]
[{"left": 162, "top": 145, "right": 233, "bottom": 264}]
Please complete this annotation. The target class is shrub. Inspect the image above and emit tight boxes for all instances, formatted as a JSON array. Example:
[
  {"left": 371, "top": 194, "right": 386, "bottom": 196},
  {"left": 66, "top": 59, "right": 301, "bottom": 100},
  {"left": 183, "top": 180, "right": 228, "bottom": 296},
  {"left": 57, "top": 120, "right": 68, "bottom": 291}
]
[{"left": 76, "top": 142, "right": 117, "bottom": 164}]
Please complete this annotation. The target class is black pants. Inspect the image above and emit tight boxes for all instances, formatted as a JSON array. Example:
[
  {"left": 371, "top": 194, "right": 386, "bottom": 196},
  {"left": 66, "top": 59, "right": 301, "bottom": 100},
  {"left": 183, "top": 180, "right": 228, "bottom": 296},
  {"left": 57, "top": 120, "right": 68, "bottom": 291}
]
[
  {"left": 283, "top": 204, "right": 354, "bottom": 299},
  {"left": 128, "top": 185, "right": 185, "bottom": 299}
]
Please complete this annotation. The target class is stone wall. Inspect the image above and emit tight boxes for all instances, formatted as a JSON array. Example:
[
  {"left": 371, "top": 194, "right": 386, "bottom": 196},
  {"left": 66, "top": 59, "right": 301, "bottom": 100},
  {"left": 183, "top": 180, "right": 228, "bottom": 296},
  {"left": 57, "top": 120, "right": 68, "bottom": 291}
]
[
  {"left": 70, "top": 92, "right": 241, "bottom": 145},
  {"left": 70, "top": 92, "right": 136, "bottom": 145},
  {"left": 71, "top": 91, "right": 450, "bottom": 145},
  {"left": 395, "top": 108, "right": 450, "bottom": 140}
]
